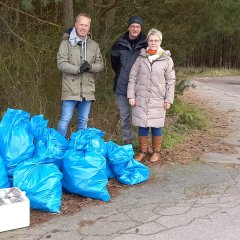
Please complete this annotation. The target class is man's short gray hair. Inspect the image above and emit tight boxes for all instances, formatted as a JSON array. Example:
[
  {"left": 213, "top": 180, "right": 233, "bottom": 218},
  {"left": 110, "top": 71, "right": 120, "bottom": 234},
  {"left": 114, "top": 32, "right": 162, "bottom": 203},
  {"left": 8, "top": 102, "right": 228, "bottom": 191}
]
[{"left": 147, "top": 28, "right": 163, "bottom": 42}]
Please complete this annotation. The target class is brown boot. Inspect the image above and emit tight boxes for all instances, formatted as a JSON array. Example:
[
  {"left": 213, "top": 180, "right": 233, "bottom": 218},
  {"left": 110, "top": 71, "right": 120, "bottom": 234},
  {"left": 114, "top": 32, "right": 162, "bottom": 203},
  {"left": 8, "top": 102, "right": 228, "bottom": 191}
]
[
  {"left": 149, "top": 136, "right": 162, "bottom": 163},
  {"left": 134, "top": 136, "right": 148, "bottom": 162},
  {"left": 147, "top": 145, "right": 153, "bottom": 155}
]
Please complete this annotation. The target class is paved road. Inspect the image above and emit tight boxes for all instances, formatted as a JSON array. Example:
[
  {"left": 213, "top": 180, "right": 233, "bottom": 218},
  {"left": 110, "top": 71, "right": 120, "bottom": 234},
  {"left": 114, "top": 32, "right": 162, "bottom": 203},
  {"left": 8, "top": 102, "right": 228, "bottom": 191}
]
[
  {"left": 191, "top": 76, "right": 240, "bottom": 164},
  {"left": 1, "top": 76, "right": 240, "bottom": 240}
]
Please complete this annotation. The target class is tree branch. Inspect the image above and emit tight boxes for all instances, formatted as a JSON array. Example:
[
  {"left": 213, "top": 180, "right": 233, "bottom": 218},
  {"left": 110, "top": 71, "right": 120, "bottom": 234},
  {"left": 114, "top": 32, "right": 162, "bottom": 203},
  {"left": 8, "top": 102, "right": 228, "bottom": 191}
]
[
  {"left": 0, "top": 1, "right": 61, "bottom": 27},
  {"left": 0, "top": 16, "right": 53, "bottom": 51}
]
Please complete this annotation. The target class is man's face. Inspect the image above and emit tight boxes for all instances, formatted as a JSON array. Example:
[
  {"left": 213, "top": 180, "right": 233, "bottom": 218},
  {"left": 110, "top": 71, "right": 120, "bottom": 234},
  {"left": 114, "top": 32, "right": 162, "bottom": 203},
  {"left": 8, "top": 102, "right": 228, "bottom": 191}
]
[
  {"left": 128, "top": 23, "right": 141, "bottom": 39},
  {"left": 75, "top": 16, "right": 91, "bottom": 39}
]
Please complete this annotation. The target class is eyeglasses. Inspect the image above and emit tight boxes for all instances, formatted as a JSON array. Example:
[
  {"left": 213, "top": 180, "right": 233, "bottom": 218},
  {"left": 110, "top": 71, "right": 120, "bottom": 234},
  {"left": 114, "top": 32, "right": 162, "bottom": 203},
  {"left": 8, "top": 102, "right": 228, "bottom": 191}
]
[{"left": 148, "top": 40, "right": 160, "bottom": 43}]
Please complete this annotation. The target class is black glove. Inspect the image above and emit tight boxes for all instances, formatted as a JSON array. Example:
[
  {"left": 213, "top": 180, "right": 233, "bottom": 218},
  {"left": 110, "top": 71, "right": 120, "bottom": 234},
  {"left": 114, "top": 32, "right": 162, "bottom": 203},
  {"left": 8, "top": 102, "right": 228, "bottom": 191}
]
[{"left": 80, "top": 61, "right": 91, "bottom": 73}]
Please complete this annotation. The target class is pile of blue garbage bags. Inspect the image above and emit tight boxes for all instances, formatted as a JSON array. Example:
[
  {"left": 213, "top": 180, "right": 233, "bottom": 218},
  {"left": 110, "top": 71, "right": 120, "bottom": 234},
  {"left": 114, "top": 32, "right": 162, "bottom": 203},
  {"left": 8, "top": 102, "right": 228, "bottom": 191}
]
[{"left": 0, "top": 108, "right": 150, "bottom": 213}]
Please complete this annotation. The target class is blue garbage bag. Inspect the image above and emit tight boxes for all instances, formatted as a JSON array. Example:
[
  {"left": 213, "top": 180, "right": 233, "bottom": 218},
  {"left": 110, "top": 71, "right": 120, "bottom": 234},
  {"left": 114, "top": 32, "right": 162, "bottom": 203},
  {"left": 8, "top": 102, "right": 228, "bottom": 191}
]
[
  {"left": 106, "top": 160, "right": 115, "bottom": 179},
  {"left": 28, "top": 114, "right": 49, "bottom": 139},
  {"left": 107, "top": 141, "right": 150, "bottom": 185},
  {"left": 29, "top": 115, "right": 68, "bottom": 170},
  {"left": 33, "top": 128, "right": 69, "bottom": 170},
  {"left": 62, "top": 149, "right": 110, "bottom": 202},
  {"left": 0, "top": 155, "right": 10, "bottom": 188},
  {"left": 69, "top": 128, "right": 107, "bottom": 156},
  {"left": 0, "top": 108, "right": 35, "bottom": 177},
  {"left": 13, "top": 158, "right": 62, "bottom": 213}
]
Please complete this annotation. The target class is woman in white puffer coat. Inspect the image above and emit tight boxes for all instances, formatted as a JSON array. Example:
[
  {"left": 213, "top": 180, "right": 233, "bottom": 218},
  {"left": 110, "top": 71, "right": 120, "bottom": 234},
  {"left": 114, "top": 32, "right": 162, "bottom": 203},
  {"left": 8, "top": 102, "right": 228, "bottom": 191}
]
[{"left": 127, "top": 28, "right": 176, "bottom": 163}]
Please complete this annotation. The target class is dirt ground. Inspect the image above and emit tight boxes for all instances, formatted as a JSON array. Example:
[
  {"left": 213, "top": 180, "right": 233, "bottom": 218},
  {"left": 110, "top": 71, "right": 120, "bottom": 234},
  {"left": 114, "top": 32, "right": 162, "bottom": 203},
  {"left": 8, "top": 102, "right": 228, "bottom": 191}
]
[{"left": 30, "top": 89, "right": 235, "bottom": 226}]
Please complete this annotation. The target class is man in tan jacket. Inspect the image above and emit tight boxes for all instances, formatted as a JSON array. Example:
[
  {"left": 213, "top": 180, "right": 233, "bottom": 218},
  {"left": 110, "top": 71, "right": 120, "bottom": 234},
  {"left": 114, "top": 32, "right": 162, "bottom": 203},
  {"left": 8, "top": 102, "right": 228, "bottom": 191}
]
[{"left": 57, "top": 13, "right": 104, "bottom": 137}]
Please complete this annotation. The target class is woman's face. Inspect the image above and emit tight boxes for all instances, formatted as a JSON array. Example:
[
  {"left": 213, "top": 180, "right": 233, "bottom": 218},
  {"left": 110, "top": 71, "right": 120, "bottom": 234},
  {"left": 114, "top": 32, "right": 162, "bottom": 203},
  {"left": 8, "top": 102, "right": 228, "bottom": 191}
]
[{"left": 147, "top": 34, "right": 161, "bottom": 50}]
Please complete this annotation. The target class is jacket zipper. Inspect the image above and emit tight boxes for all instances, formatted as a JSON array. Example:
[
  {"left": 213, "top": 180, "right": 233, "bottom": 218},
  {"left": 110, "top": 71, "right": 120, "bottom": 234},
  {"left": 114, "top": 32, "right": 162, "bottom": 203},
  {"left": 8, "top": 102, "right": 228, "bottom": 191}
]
[{"left": 150, "top": 62, "right": 153, "bottom": 72}]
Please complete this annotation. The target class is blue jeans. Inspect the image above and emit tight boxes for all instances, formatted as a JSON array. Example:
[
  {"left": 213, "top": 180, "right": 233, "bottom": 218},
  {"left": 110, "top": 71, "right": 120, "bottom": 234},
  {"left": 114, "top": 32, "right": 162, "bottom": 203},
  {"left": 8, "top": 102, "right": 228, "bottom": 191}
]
[
  {"left": 57, "top": 99, "right": 91, "bottom": 137},
  {"left": 138, "top": 127, "right": 162, "bottom": 137}
]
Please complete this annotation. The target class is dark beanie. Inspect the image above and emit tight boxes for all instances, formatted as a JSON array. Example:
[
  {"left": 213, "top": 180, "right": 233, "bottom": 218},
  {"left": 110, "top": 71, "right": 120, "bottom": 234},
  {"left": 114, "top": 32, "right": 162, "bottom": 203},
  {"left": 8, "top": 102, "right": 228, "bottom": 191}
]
[{"left": 128, "top": 15, "right": 143, "bottom": 27}]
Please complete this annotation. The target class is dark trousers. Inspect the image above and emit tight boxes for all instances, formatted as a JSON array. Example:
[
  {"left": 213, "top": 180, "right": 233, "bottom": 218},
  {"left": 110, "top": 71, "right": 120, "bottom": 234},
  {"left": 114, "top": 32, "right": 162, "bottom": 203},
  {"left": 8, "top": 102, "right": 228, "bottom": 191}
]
[{"left": 115, "top": 94, "right": 133, "bottom": 141}]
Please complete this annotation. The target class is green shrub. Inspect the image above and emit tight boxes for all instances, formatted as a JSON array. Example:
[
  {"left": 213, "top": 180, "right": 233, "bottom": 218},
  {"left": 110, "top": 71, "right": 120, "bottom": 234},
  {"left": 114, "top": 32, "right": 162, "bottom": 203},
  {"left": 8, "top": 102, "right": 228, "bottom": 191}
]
[
  {"left": 162, "top": 129, "right": 186, "bottom": 149},
  {"left": 168, "top": 99, "right": 207, "bottom": 131},
  {"left": 175, "top": 79, "right": 195, "bottom": 97},
  {"left": 161, "top": 99, "right": 208, "bottom": 149}
]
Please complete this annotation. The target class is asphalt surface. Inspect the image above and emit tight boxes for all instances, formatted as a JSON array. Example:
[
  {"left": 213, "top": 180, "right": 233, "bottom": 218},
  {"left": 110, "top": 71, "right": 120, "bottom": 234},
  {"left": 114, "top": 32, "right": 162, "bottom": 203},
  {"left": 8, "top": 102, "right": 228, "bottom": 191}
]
[{"left": 1, "top": 75, "right": 240, "bottom": 240}]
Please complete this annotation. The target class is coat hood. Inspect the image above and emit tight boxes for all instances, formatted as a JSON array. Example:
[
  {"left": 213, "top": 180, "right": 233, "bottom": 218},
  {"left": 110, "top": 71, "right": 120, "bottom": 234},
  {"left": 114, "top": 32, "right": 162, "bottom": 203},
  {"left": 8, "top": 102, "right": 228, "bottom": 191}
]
[
  {"left": 62, "top": 27, "right": 92, "bottom": 41},
  {"left": 61, "top": 27, "right": 93, "bottom": 61}
]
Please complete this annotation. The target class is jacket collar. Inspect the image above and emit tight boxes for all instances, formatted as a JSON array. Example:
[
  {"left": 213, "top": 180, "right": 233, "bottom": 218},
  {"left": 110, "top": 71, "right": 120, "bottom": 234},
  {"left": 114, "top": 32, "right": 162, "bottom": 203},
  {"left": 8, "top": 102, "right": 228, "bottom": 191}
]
[
  {"left": 62, "top": 27, "right": 92, "bottom": 43},
  {"left": 119, "top": 32, "right": 147, "bottom": 48},
  {"left": 140, "top": 48, "right": 171, "bottom": 60}
]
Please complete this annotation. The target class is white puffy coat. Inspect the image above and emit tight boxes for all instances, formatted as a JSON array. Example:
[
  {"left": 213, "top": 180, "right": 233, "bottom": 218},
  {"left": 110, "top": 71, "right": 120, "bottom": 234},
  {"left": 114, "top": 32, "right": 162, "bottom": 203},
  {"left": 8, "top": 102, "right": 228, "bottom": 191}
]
[{"left": 127, "top": 48, "right": 176, "bottom": 128}]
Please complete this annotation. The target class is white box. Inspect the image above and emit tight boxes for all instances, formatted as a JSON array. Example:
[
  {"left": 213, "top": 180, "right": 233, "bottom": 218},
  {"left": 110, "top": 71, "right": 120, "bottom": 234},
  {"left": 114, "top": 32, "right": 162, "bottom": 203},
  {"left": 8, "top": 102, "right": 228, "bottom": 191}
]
[{"left": 0, "top": 187, "right": 30, "bottom": 232}]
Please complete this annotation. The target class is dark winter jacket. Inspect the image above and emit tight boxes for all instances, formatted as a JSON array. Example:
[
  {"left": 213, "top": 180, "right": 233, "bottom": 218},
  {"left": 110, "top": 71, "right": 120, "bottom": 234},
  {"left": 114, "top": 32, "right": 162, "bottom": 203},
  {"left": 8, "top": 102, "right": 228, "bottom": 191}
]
[{"left": 110, "top": 32, "right": 147, "bottom": 95}]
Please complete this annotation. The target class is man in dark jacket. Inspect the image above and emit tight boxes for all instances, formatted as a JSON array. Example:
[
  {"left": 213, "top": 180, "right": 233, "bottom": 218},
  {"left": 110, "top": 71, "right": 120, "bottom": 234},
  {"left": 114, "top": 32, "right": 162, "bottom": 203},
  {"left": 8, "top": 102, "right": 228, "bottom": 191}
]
[{"left": 110, "top": 15, "right": 147, "bottom": 144}]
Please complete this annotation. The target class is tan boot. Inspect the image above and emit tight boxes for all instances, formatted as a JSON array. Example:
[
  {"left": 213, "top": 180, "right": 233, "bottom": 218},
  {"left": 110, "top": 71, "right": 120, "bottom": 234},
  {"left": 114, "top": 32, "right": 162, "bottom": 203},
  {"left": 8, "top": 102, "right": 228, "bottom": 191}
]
[
  {"left": 149, "top": 136, "right": 162, "bottom": 163},
  {"left": 134, "top": 136, "right": 148, "bottom": 162}
]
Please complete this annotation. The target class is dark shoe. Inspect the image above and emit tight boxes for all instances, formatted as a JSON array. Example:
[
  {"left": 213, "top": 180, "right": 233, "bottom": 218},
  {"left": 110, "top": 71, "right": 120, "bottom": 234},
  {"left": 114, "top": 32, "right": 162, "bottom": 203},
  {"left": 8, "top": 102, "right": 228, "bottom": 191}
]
[{"left": 124, "top": 139, "right": 132, "bottom": 145}]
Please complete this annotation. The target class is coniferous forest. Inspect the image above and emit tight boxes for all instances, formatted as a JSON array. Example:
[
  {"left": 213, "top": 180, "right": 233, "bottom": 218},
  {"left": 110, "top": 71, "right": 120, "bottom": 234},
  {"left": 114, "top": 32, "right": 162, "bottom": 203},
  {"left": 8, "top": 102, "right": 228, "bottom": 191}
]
[{"left": 0, "top": 0, "right": 240, "bottom": 137}]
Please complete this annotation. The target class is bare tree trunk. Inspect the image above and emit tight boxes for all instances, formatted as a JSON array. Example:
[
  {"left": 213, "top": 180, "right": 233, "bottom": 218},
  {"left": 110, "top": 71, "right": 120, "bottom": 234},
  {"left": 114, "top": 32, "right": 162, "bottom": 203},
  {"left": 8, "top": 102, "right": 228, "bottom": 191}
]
[
  {"left": 98, "top": 0, "right": 117, "bottom": 46},
  {"left": 63, "top": 0, "right": 74, "bottom": 29}
]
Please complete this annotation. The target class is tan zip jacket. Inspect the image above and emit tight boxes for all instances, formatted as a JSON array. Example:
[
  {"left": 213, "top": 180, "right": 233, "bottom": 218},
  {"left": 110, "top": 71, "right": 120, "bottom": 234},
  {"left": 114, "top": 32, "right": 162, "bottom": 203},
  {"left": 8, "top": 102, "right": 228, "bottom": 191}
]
[{"left": 57, "top": 34, "right": 104, "bottom": 101}]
